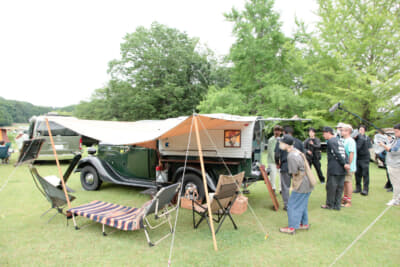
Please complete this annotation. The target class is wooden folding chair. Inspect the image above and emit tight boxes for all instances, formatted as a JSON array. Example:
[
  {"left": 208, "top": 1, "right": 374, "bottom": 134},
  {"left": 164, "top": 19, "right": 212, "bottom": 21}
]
[{"left": 192, "top": 172, "right": 244, "bottom": 234}]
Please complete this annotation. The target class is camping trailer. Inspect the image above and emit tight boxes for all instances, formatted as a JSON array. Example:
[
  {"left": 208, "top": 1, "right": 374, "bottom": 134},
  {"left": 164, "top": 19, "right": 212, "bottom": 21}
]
[{"left": 71, "top": 114, "right": 265, "bottom": 201}]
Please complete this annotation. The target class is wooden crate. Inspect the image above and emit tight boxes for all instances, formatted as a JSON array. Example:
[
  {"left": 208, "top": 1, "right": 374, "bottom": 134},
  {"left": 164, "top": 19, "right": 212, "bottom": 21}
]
[{"left": 231, "top": 195, "right": 248, "bottom": 215}]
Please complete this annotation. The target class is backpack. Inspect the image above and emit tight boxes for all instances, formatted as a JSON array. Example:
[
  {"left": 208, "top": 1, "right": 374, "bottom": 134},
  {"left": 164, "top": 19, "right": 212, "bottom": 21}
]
[{"left": 299, "top": 151, "right": 317, "bottom": 187}]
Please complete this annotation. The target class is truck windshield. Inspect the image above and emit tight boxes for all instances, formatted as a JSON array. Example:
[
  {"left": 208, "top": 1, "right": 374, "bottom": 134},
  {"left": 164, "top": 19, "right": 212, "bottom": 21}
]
[{"left": 36, "top": 121, "right": 79, "bottom": 136}]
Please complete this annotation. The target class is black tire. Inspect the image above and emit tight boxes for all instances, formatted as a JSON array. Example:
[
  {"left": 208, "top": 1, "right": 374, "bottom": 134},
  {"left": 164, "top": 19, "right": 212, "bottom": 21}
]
[
  {"left": 180, "top": 173, "right": 205, "bottom": 202},
  {"left": 80, "top": 165, "right": 102, "bottom": 191}
]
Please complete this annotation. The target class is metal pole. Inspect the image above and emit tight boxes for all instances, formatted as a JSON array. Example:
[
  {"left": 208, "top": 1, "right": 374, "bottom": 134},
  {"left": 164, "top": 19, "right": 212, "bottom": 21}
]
[{"left": 338, "top": 106, "right": 383, "bottom": 132}]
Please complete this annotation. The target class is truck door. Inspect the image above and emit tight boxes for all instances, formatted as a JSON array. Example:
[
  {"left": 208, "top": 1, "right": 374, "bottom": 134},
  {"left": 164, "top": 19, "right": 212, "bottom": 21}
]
[
  {"left": 103, "top": 145, "right": 157, "bottom": 180},
  {"left": 126, "top": 146, "right": 157, "bottom": 179}
]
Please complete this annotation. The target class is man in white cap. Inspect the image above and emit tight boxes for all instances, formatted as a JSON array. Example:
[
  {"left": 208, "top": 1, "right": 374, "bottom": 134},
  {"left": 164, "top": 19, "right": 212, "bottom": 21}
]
[
  {"left": 341, "top": 124, "right": 357, "bottom": 207},
  {"left": 336, "top": 122, "right": 346, "bottom": 139}
]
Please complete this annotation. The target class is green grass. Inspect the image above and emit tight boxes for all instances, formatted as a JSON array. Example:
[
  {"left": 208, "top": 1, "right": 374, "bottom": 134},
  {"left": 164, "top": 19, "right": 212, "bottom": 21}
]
[{"left": 0, "top": 152, "right": 399, "bottom": 266}]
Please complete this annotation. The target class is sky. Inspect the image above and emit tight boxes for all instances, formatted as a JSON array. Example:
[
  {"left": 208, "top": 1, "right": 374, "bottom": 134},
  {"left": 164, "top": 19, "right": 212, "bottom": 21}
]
[{"left": 0, "top": 0, "right": 318, "bottom": 107}]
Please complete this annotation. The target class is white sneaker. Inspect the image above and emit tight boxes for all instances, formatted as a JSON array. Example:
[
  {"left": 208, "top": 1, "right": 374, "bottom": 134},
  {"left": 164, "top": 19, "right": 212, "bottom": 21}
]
[{"left": 386, "top": 199, "right": 397, "bottom": 206}]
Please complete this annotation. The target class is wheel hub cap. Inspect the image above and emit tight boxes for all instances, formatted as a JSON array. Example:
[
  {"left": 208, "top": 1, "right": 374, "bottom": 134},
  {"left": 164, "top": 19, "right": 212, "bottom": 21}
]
[{"left": 85, "top": 173, "right": 94, "bottom": 185}]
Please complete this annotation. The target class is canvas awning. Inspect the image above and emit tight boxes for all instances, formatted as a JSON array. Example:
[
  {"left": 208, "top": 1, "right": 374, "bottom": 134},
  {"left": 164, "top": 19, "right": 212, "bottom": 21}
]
[{"left": 47, "top": 114, "right": 258, "bottom": 149}]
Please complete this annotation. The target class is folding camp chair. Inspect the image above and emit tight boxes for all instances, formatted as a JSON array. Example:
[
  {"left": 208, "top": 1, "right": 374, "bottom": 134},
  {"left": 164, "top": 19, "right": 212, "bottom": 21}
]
[
  {"left": 192, "top": 172, "right": 245, "bottom": 234},
  {"left": 68, "top": 183, "right": 180, "bottom": 247},
  {"left": 0, "top": 142, "right": 11, "bottom": 164},
  {"left": 29, "top": 153, "right": 82, "bottom": 222}
]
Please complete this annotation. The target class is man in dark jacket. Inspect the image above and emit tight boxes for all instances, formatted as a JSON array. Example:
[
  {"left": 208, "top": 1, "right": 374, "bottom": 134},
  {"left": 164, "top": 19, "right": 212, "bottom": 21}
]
[
  {"left": 304, "top": 128, "right": 325, "bottom": 183},
  {"left": 321, "top": 127, "right": 350, "bottom": 210},
  {"left": 275, "top": 126, "right": 304, "bottom": 210},
  {"left": 354, "top": 125, "right": 372, "bottom": 195}
]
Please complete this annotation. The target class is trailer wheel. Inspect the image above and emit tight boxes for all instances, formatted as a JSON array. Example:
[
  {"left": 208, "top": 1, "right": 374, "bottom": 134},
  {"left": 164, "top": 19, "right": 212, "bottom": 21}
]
[
  {"left": 180, "top": 173, "right": 205, "bottom": 202},
  {"left": 80, "top": 166, "right": 102, "bottom": 191}
]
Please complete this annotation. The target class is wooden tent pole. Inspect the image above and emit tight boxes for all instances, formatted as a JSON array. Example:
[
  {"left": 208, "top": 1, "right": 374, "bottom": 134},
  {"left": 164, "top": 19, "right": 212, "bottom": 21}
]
[
  {"left": 45, "top": 118, "right": 71, "bottom": 209},
  {"left": 193, "top": 115, "right": 218, "bottom": 251}
]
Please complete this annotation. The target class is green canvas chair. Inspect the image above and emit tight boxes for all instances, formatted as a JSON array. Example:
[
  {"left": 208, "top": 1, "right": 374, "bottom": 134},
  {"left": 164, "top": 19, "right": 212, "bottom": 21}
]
[
  {"left": 28, "top": 153, "right": 81, "bottom": 222},
  {"left": 0, "top": 142, "right": 11, "bottom": 163}
]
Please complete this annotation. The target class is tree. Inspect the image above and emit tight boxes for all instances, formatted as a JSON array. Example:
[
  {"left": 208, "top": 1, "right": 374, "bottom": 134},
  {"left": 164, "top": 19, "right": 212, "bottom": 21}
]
[
  {"left": 197, "top": 86, "right": 249, "bottom": 115},
  {"left": 0, "top": 97, "right": 53, "bottom": 124},
  {"left": 198, "top": 0, "right": 307, "bottom": 118},
  {"left": 298, "top": 0, "right": 400, "bottom": 127},
  {"left": 100, "top": 22, "right": 213, "bottom": 120},
  {"left": 74, "top": 88, "right": 114, "bottom": 120},
  {"left": 0, "top": 106, "right": 12, "bottom": 126}
]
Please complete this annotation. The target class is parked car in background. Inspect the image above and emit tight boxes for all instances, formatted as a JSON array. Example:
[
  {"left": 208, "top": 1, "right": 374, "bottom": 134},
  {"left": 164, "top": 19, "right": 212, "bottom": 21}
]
[{"left": 28, "top": 115, "right": 82, "bottom": 160}]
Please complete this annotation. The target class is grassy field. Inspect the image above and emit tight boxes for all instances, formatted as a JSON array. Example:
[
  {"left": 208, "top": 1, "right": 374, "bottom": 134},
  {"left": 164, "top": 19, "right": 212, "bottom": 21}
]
[{"left": 0, "top": 151, "right": 399, "bottom": 266}]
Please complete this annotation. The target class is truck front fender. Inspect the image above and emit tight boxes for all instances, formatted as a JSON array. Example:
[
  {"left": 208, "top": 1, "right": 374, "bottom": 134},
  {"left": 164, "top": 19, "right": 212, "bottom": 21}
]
[{"left": 75, "top": 156, "right": 113, "bottom": 183}]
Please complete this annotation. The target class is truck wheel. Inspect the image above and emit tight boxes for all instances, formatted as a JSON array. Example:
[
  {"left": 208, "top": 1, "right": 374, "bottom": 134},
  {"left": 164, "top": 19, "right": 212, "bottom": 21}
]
[
  {"left": 180, "top": 173, "right": 205, "bottom": 202},
  {"left": 80, "top": 166, "right": 102, "bottom": 191}
]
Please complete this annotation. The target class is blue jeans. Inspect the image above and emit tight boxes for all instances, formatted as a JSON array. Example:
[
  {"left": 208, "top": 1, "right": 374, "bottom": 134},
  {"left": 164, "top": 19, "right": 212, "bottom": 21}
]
[{"left": 288, "top": 191, "right": 311, "bottom": 229}]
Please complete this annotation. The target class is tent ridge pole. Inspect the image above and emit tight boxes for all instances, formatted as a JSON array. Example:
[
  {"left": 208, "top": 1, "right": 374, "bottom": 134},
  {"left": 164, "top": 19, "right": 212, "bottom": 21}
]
[
  {"left": 194, "top": 115, "right": 218, "bottom": 251},
  {"left": 45, "top": 118, "right": 71, "bottom": 209}
]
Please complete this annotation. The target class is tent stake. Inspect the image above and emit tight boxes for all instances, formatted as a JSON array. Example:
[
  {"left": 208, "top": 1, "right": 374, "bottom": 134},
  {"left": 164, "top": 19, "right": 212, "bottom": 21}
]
[
  {"left": 194, "top": 115, "right": 218, "bottom": 251},
  {"left": 45, "top": 118, "right": 72, "bottom": 209}
]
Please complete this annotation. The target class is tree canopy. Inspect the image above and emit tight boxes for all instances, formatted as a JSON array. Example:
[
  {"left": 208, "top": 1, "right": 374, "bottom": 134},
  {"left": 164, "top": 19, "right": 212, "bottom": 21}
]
[
  {"left": 296, "top": 0, "right": 400, "bottom": 128},
  {"left": 75, "top": 22, "right": 223, "bottom": 121},
  {"left": 73, "top": 0, "right": 399, "bottom": 131},
  {"left": 0, "top": 97, "right": 53, "bottom": 126},
  {"left": 198, "top": 0, "right": 309, "bottom": 119}
]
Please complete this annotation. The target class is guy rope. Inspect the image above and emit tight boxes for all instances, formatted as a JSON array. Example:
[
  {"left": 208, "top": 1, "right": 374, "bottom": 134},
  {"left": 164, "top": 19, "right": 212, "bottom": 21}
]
[
  {"left": 167, "top": 114, "right": 270, "bottom": 266},
  {"left": 197, "top": 115, "right": 269, "bottom": 238}
]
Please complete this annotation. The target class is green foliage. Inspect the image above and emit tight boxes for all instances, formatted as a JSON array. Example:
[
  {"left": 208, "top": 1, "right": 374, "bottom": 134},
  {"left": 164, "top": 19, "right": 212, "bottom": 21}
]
[
  {"left": 199, "top": 0, "right": 308, "bottom": 119},
  {"left": 57, "top": 105, "right": 76, "bottom": 113},
  {"left": 225, "top": 0, "right": 290, "bottom": 92},
  {"left": 197, "top": 86, "right": 248, "bottom": 115},
  {"left": 0, "top": 106, "right": 13, "bottom": 126},
  {"left": 0, "top": 97, "right": 52, "bottom": 125},
  {"left": 296, "top": 0, "right": 400, "bottom": 128},
  {"left": 76, "top": 22, "right": 218, "bottom": 121},
  {"left": 70, "top": 0, "right": 400, "bottom": 130}
]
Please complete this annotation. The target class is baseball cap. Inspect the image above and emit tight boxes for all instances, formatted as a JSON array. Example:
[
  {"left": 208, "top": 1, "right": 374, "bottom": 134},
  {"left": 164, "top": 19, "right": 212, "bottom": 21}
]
[
  {"left": 336, "top": 122, "right": 346, "bottom": 128},
  {"left": 342, "top": 124, "right": 353, "bottom": 130},
  {"left": 280, "top": 134, "right": 294, "bottom": 145}
]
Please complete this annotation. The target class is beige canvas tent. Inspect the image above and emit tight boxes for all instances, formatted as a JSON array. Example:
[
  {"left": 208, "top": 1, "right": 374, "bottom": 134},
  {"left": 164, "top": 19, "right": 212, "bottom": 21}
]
[{"left": 47, "top": 114, "right": 259, "bottom": 149}]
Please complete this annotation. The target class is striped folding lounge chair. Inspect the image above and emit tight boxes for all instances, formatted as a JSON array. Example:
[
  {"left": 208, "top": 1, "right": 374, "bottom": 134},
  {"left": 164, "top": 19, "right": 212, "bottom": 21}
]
[{"left": 68, "top": 183, "right": 180, "bottom": 247}]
